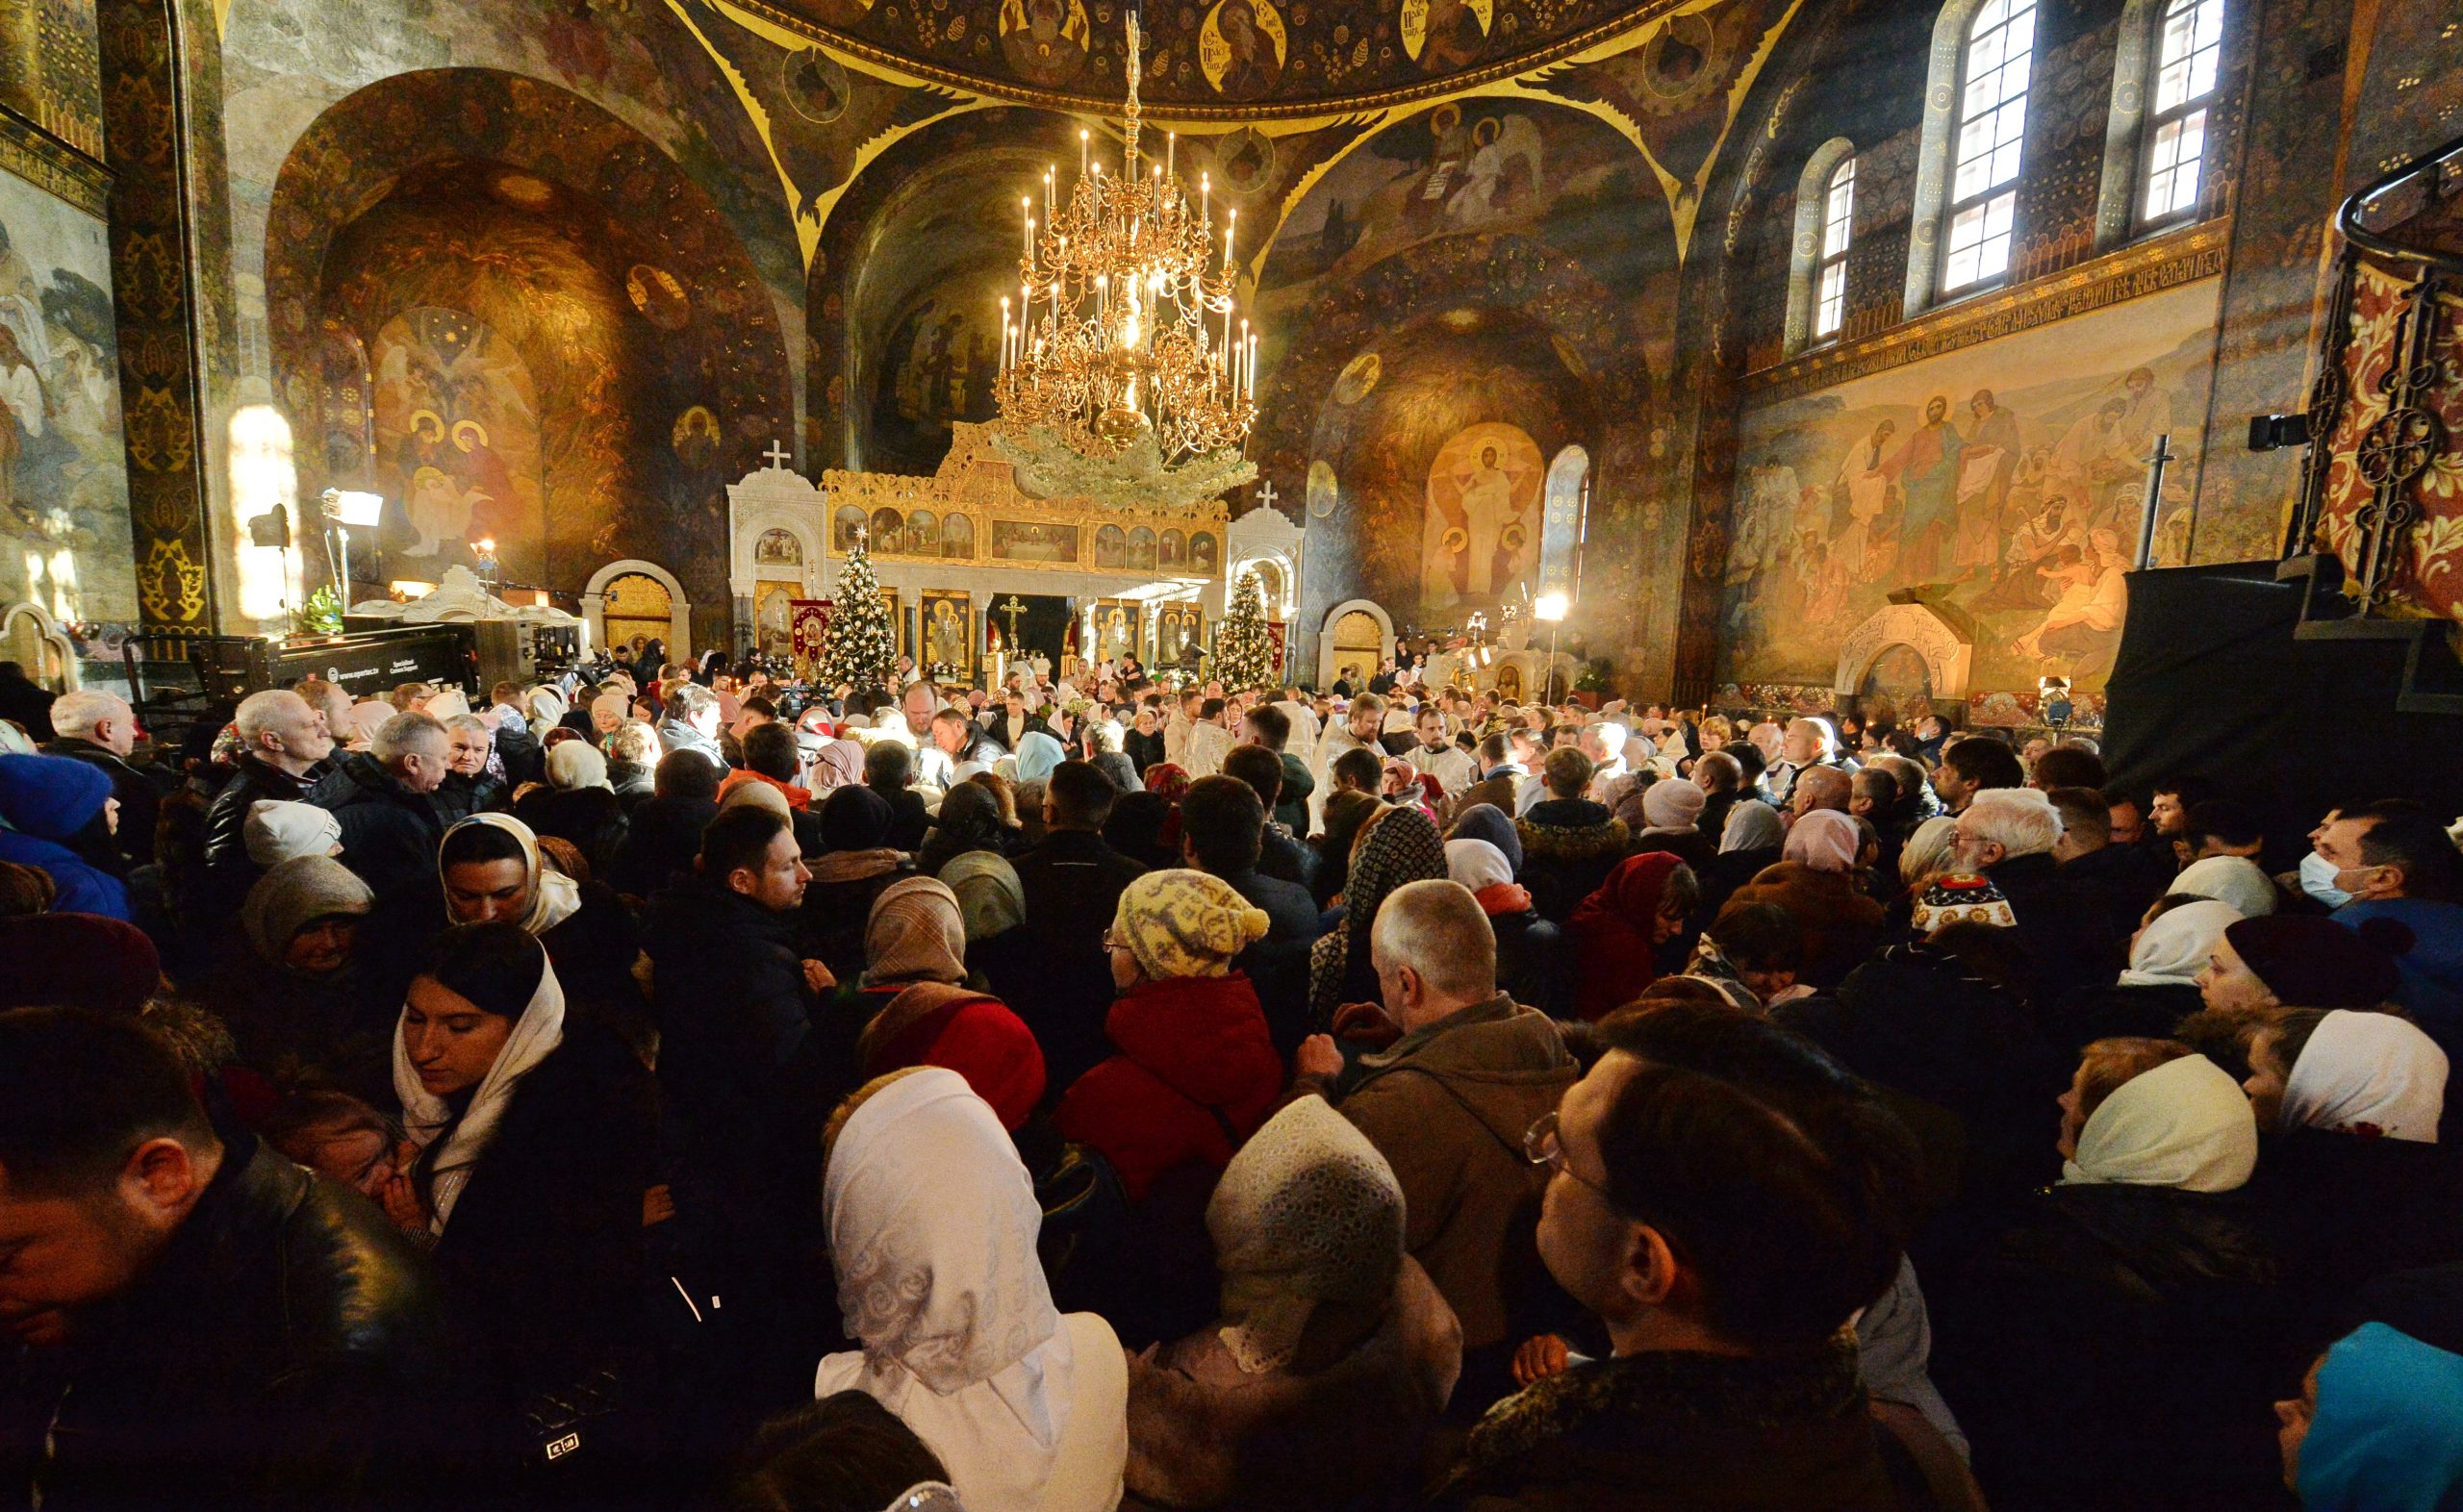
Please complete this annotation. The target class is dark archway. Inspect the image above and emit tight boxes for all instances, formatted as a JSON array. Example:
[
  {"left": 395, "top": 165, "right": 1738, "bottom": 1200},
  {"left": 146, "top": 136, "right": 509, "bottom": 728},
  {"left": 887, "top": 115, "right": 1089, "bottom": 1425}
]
[{"left": 265, "top": 68, "right": 793, "bottom": 648}]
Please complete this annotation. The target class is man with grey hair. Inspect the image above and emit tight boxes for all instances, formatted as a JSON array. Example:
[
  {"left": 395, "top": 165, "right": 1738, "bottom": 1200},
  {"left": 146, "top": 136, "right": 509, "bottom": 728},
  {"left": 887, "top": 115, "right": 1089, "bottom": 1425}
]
[
  {"left": 1292, "top": 877, "right": 1578, "bottom": 1404},
  {"left": 656, "top": 682, "right": 729, "bottom": 772},
  {"left": 198, "top": 689, "right": 338, "bottom": 922},
  {"left": 1951, "top": 784, "right": 2119, "bottom": 998},
  {"left": 41, "top": 690, "right": 164, "bottom": 867},
  {"left": 306, "top": 710, "right": 450, "bottom": 895}
]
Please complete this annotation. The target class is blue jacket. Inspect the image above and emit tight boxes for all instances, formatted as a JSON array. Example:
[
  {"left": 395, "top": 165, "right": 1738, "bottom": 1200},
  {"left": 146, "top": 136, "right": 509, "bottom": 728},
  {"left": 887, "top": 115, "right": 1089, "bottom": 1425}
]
[
  {"left": 0, "top": 753, "right": 131, "bottom": 920},
  {"left": 2338, "top": 896, "right": 2463, "bottom": 1047}
]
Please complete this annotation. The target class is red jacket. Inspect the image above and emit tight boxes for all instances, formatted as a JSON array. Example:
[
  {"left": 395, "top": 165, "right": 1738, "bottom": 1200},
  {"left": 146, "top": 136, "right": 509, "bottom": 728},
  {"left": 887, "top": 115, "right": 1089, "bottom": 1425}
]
[{"left": 1054, "top": 972, "right": 1282, "bottom": 1200}]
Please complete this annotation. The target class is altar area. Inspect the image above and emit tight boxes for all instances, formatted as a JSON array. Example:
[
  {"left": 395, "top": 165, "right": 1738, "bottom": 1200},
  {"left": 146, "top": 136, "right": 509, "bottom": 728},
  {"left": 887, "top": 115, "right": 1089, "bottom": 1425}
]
[{"left": 728, "top": 424, "right": 1305, "bottom": 682}]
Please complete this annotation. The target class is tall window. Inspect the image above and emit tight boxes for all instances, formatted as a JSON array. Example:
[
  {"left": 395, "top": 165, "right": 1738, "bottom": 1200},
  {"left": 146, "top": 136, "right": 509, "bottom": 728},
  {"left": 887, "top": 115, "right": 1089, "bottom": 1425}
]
[
  {"left": 2141, "top": 0, "right": 2223, "bottom": 222},
  {"left": 1941, "top": 0, "right": 2038, "bottom": 293},
  {"left": 1814, "top": 157, "right": 1857, "bottom": 340}
]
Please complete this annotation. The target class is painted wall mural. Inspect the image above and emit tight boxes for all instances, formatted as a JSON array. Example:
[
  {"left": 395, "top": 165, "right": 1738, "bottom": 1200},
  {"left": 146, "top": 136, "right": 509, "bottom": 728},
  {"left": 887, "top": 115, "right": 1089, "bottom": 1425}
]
[
  {"left": 1421, "top": 420, "right": 1541, "bottom": 610},
  {"left": 0, "top": 164, "right": 132, "bottom": 630},
  {"left": 1714, "top": 275, "right": 2224, "bottom": 694},
  {"left": 0, "top": 0, "right": 104, "bottom": 160},
  {"left": 369, "top": 308, "right": 546, "bottom": 580}
]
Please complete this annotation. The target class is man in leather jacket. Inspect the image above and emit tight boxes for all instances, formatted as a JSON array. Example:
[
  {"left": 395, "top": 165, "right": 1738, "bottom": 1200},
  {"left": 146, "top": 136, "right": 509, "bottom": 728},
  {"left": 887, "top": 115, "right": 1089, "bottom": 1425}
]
[
  {"left": 193, "top": 690, "right": 336, "bottom": 927},
  {"left": 0, "top": 1008, "right": 459, "bottom": 1510}
]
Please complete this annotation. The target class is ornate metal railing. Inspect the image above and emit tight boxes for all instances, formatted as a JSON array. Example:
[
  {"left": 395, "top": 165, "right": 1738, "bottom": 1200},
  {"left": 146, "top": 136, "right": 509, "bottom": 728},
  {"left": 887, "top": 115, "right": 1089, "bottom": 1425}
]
[{"left": 2283, "top": 135, "right": 2463, "bottom": 608}]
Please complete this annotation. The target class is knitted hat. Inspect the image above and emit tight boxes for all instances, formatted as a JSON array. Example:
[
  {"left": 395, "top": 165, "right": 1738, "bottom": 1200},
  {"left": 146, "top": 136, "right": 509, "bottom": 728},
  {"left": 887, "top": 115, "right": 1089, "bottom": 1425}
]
[
  {"left": 2224, "top": 915, "right": 2402, "bottom": 1008},
  {"left": 1641, "top": 777, "right": 1706, "bottom": 831},
  {"left": 243, "top": 799, "right": 342, "bottom": 868},
  {"left": 1911, "top": 872, "right": 2017, "bottom": 932},
  {"left": 1112, "top": 868, "right": 1269, "bottom": 980}
]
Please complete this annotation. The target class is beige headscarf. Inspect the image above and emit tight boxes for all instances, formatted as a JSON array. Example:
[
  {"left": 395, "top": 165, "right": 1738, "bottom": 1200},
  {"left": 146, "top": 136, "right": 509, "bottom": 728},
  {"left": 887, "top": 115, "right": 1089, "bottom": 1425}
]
[
  {"left": 240, "top": 855, "right": 373, "bottom": 967},
  {"left": 242, "top": 799, "right": 342, "bottom": 868},
  {"left": 441, "top": 813, "right": 582, "bottom": 935},
  {"left": 546, "top": 740, "right": 612, "bottom": 793},
  {"left": 866, "top": 876, "right": 969, "bottom": 985},
  {"left": 2062, "top": 1052, "right": 2257, "bottom": 1193}
]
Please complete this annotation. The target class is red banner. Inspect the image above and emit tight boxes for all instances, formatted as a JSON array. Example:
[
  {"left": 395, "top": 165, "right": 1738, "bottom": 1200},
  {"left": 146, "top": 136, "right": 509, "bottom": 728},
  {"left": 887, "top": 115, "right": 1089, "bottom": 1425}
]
[
  {"left": 1266, "top": 621, "right": 1287, "bottom": 678},
  {"left": 790, "top": 599, "right": 831, "bottom": 678}
]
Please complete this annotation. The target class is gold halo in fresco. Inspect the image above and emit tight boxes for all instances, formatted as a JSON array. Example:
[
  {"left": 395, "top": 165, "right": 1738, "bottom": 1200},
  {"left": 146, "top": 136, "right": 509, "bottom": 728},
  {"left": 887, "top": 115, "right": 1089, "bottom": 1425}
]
[
  {"left": 672, "top": 405, "right": 722, "bottom": 468},
  {"left": 626, "top": 265, "right": 692, "bottom": 331},
  {"left": 782, "top": 46, "right": 853, "bottom": 124},
  {"left": 1215, "top": 126, "right": 1277, "bottom": 197},
  {"left": 1307, "top": 459, "right": 1338, "bottom": 518},
  {"left": 489, "top": 171, "right": 555, "bottom": 209},
  {"left": 1332, "top": 351, "right": 1382, "bottom": 405}
]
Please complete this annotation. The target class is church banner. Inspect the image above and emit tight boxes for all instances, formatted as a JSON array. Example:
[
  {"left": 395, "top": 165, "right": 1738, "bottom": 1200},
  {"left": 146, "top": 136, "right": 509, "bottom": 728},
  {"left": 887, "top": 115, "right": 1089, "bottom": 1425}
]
[{"left": 790, "top": 599, "right": 831, "bottom": 679}]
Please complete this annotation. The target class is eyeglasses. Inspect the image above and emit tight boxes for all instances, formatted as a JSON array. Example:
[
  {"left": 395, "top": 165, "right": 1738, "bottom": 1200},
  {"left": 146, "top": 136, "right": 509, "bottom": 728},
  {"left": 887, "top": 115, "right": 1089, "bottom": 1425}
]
[{"left": 1525, "top": 1109, "right": 1615, "bottom": 1201}]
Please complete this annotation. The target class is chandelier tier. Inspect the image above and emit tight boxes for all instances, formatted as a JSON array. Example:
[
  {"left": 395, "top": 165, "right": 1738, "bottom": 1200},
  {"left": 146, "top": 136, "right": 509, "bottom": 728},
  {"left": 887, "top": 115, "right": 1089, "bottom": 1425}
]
[{"left": 992, "top": 13, "right": 1257, "bottom": 471}]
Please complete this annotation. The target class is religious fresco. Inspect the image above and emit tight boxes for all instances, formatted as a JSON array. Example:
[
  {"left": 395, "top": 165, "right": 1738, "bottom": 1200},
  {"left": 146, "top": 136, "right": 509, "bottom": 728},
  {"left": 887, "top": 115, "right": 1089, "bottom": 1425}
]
[
  {"left": 751, "top": 0, "right": 1670, "bottom": 110},
  {"left": 0, "top": 164, "right": 131, "bottom": 631},
  {"left": 368, "top": 308, "right": 546, "bottom": 581},
  {"left": 871, "top": 267, "right": 1005, "bottom": 475},
  {"left": 266, "top": 77, "right": 793, "bottom": 649},
  {"left": 1713, "top": 276, "right": 2225, "bottom": 694},
  {"left": 1421, "top": 421, "right": 1542, "bottom": 611}
]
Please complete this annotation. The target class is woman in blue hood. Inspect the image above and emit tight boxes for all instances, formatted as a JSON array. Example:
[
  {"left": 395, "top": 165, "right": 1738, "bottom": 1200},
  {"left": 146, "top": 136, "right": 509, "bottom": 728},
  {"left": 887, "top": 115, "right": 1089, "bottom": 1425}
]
[{"left": 0, "top": 752, "right": 130, "bottom": 920}]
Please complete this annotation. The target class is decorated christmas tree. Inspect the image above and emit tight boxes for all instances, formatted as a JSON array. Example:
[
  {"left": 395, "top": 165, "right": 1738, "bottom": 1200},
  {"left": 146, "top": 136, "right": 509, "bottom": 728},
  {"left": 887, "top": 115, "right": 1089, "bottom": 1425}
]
[
  {"left": 816, "top": 533, "right": 899, "bottom": 690},
  {"left": 1213, "top": 567, "right": 1276, "bottom": 692}
]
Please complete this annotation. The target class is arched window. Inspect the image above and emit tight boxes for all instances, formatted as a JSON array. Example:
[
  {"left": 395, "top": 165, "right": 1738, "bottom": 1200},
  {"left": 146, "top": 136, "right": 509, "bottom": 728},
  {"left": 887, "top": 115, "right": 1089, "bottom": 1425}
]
[
  {"left": 1814, "top": 159, "right": 1857, "bottom": 339},
  {"left": 2140, "top": 0, "right": 2223, "bottom": 223},
  {"left": 1783, "top": 139, "right": 1857, "bottom": 357},
  {"left": 1940, "top": 0, "right": 2038, "bottom": 294}
]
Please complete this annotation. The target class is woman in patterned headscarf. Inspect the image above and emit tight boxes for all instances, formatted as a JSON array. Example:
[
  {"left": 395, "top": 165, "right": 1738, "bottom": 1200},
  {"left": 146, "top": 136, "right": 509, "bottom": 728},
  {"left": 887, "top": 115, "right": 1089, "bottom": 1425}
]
[{"left": 1308, "top": 804, "right": 1446, "bottom": 1027}]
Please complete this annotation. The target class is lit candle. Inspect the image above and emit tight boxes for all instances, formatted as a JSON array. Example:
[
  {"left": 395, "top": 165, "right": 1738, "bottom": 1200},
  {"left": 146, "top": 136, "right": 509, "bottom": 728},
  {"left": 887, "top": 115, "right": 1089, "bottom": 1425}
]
[
  {"left": 1080, "top": 128, "right": 1089, "bottom": 179},
  {"left": 1201, "top": 171, "right": 1209, "bottom": 225},
  {"left": 1000, "top": 297, "right": 1011, "bottom": 370},
  {"left": 1046, "top": 166, "right": 1054, "bottom": 223},
  {"left": 1023, "top": 195, "right": 1031, "bottom": 257},
  {"left": 1225, "top": 209, "right": 1236, "bottom": 271},
  {"left": 1167, "top": 131, "right": 1176, "bottom": 181}
]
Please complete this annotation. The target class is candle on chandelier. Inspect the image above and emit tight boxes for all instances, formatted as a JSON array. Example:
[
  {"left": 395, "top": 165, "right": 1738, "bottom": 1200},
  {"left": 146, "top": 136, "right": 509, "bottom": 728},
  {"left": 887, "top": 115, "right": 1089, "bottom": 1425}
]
[
  {"left": 1080, "top": 128, "right": 1089, "bottom": 180},
  {"left": 1247, "top": 332, "right": 1258, "bottom": 402},
  {"left": 1000, "top": 297, "right": 1011, "bottom": 372},
  {"left": 1167, "top": 131, "right": 1176, "bottom": 182},
  {"left": 1225, "top": 208, "right": 1235, "bottom": 271},
  {"left": 1201, "top": 171, "right": 1209, "bottom": 226}
]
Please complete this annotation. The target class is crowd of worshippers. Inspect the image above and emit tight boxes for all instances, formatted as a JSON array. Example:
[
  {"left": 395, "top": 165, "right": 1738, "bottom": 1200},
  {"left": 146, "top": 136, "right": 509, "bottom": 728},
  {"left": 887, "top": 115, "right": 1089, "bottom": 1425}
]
[{"left": 8, "top": 650, "right": 2463, "bottom": 1512}]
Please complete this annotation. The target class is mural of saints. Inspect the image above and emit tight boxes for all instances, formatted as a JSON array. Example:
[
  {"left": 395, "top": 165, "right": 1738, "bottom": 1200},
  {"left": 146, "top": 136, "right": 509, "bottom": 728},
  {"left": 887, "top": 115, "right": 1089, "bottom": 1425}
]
[
  {"left": 1421, "top": 422, "right": 1542, "bottom": 611},
  {"left": 1201, "top": 0, "right": 1286, "bottom": 98},
  {"left": 999, "top": 0, "right": 1091, "bottom": 88},
  {"left": 370, "top": 307, "right": 544, "bottom": 579},
  {"left": 1399, "top": 0, "right": 1491, "bottom": 71}
]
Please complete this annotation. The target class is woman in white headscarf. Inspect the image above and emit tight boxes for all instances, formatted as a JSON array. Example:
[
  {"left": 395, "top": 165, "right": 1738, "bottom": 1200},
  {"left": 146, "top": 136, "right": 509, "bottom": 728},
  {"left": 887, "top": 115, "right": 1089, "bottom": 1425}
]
[
  {"left": 2172, "top": 854, "right": 2279, "bottom": 918},
  {"left": 1940, "top": 1041, "right": 2282, "bottom": 1507},
  {"left": 436, "top": 813, "right": 646, "bottom": 1034},
  {"left": 381, "top": 921, "right": 659, "bottom": 1485},
  {"left": 1125, "top": 1096, "right": 1460, "bottom": 1510},
  {"left": 817, "top": 1067, "right": 1128, "bottom": 1512},
  {"left": 2243, "top": 1008, "right": 2449, "bottom": 1143},
  {"left": 2057, "top": 897, "right": 2245, "bottom": 1044},
  {"left": 514, "top": 739, "right": 628, "bottom": 879}
]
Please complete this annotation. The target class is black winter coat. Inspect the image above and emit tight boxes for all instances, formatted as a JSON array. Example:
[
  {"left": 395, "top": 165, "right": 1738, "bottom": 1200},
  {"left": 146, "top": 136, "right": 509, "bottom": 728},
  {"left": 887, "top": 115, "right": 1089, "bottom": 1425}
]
[
  {"left": 307, "top": 755, "right": 445, "bottom": 897},
  {"left": 0, "top": 1133, "right": 458, "bottom": 1511},
  {"left": 1010, "top": 828, "right": 1148, "bottom": 1087},
  {"left": 427, "top": 1024, "right": 658, "bottom": 1445},
  {"left": 516, "top": 786, "right": 630, "bottom": 881},
  {"left": 1515, "top": 801, "right": 1630, "bottom": 923},
  {"left": 196, "top": 754, "right": 317, "bottom": 921},
  {"left": 1982, "top": 851, "right": 2124, "bottom": 1007},
  {"left": 1931, "top": 1183, "right": 2296, "bottom": 1512},
  {"left": 603, "top": 794, "right": 715, "bottom": 901}
]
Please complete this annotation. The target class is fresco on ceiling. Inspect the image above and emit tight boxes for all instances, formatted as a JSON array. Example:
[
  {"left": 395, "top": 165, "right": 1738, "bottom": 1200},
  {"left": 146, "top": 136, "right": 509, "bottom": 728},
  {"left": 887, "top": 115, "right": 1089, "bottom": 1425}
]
[
  {"left": 369, "top": 308, "right": 546, "bottom": 581},
  {"left": 872, "top": 268, "right": 1006, "bottom": 476},
  {"left": 1711, "top": 277, "right": 2224, "bottom": 694},
  {"left": 1422, "top": 421, "right": 1542, "bottom": 610},
  {"left": 752, "top": 0, "right": 1663, "bottom": 107},
  {"left": 0, "top": 167, "right": 130, "bottom": 631},
  {"left": 1258, "top": 101, "right": 1661, "bottom": 332},
  {"left": 220, "top": 4, "right": 804, "bottom": 308},
  {"left": 1300, "top": 309, "right": 1593, "bottom": 630}
]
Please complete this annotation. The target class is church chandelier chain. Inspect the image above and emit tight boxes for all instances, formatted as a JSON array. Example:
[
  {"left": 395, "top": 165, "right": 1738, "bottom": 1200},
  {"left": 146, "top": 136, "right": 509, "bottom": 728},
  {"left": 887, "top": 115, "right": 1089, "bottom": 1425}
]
[{"left": 992, "top": 11, "right": 1257, "bottom": 470}]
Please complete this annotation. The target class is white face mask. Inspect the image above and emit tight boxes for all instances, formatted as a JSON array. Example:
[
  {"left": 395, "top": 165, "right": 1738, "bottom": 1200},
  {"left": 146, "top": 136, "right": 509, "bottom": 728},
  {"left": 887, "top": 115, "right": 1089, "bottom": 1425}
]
[{"left": 2298, "top": 848, "right": 2354, "bottom": 908}]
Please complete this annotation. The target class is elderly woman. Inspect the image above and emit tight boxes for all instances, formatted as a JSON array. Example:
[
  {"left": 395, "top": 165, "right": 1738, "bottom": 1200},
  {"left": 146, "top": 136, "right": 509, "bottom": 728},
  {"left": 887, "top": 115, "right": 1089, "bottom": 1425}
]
[
  {"left": 818, "top": 1068, "right": 1129, "bottom": 1512},
  {"left": 380, "top": 922, "right": 658, "bottom": 1491},
  {"left": 242, "top": 798, "right": 343, "bottom": 869},
  {"left": 831, "top": 876, "right": 1045, "bottom": 1129},
  {"left": 1931, "top": 1040, "right": 2291, "bottom": 1511},
  {"left": 1718, "top": 809, "right": 1886, "bottom": 990},
  {"left": 1126, "top": 1096, "right": 1462, "bottom": 1510},
  {"left": 1565, "top": 852, "right": 1700, "bottom": 1021},
  {"left": 1446, "top": 836, "right": 1552, "bottom": 1011},
  {"left": 941, "top": 848, "right": 1035, "bottom": 1009},
  {"left": 204, "top": 854, "right": 389, "bottom": 1103},
  {"left": 804, "top": 735, "right": 867, "bottom": 794},
  {"left": 514, "top": 739, "right": 629, "bottom": 880},
  {"left": 2055, "top": 896, "right": 2244, "bottom": 1047}
]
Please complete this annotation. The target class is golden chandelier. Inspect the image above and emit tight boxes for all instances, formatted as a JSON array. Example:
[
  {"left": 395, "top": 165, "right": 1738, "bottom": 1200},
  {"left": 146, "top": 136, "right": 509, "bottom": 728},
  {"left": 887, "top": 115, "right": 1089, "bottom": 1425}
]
[{"left": 992, "top": 13, "right": 1256, "bottom": 468}]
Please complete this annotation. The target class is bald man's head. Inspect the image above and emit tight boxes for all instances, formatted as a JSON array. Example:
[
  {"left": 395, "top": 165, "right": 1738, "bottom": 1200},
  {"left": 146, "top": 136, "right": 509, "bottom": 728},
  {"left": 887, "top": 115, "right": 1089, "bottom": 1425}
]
[{"left": 1370, "top": 879, "right": 1498, "bottom": 1021}]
